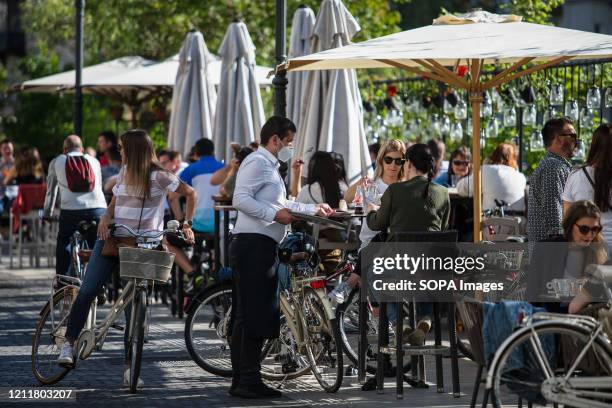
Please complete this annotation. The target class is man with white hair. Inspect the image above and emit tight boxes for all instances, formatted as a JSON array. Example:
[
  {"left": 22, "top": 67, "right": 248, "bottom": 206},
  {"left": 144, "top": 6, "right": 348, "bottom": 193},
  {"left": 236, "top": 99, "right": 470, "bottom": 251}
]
[{"left": 44, "top": 135, "right": 107, "bottom": 276}]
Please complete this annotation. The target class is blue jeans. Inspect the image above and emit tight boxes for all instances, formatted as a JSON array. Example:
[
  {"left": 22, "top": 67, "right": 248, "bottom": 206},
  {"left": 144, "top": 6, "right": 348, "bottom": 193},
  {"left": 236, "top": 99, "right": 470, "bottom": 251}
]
[
  {"left": 56, "top": 208, "right": 105, "bottom": 276},
  {"left": 65, "top": 240, "right": 131, "bottom": 360}
]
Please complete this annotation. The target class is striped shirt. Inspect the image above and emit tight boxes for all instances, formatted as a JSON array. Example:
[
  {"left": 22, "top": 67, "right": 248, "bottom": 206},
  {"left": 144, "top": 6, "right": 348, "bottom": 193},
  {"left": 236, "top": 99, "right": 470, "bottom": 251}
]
[{"left": 112, "top": 167, "right": 180, "bottom": 235}]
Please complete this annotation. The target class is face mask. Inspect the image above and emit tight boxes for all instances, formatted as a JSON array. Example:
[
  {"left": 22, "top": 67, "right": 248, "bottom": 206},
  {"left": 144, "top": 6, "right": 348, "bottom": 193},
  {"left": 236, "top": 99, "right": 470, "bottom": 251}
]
[{"left": 278, "top": 145, "right": 294, "bottom": 162}]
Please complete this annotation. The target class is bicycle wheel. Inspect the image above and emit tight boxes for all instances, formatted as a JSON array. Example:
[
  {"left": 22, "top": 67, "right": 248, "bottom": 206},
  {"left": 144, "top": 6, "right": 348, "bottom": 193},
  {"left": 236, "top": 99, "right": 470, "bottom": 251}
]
[
  {"left": 260, "top": 305, "right": 311, "bottom": 381},
  {"left": 185, "top": 282, "right": 233, "bottom": 377},
  {"left": 336, "top": 288, "right": 410, "bottom": 375},
  {"left": 491, "top": 321, "right": 612, "bottom": 407},
  {"left": 128, "top": 287, "right": 147, "bottom": 393},
  {"left": 302, "top": 287, "right": 343, "bottom": 392},
  {"left": 32, "top": 286, "right": 78, "bottom": 385}
]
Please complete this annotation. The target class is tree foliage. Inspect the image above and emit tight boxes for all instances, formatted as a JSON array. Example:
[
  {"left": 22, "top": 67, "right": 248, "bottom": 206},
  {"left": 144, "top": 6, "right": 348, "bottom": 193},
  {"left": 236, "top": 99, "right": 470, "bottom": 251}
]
[{"left": 5, "top": 0, "right": 406, "bottom": 154}]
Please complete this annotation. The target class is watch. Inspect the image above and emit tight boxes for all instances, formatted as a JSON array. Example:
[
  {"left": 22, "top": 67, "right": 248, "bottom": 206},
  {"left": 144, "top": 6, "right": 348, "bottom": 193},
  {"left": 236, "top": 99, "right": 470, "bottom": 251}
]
[{"left": 183, "top": 219, "right": 193, "bottom": 228}]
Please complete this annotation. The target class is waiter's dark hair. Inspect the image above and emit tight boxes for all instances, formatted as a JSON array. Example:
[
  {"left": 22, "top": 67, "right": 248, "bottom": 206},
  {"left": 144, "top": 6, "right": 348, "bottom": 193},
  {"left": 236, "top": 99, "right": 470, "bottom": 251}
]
[
  {"left": 260, "top": 116, "right": 297, "bottom": 145},
  {"left": 406, "top": 143, "right": 436, "bottom": 199}
]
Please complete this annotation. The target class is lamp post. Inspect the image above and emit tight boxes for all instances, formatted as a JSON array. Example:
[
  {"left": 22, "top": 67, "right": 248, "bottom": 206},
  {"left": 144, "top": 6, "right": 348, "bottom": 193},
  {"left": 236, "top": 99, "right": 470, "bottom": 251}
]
[
  {"left": 74, "top": 0, "right": 84, "bottom": 136},
  {"left": 273, "top": 0, "right": 288, "bottom": 117}
]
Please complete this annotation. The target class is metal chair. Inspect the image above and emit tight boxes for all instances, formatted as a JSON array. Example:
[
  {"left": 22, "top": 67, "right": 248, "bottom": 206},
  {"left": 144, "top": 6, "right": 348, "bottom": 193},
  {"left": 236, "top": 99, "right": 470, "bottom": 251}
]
[{"left": 373, "top": 230, "right": 461, "bottom": 399}]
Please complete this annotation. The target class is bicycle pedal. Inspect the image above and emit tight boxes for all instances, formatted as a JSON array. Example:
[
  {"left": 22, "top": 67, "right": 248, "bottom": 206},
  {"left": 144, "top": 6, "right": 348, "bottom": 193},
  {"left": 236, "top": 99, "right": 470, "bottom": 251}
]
[{"left": 111, "top": 323, "right": 125, "bottom": 331}]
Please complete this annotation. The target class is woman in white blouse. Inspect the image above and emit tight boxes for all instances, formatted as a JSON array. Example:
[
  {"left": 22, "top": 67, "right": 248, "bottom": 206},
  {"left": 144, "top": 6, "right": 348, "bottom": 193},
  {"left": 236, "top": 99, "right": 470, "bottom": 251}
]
[
  {"left": 457, "top": 142, "right": 526, "bottom": 212},
  {"left": 563, "top": 124, "right": 612, "bottom": 243}
]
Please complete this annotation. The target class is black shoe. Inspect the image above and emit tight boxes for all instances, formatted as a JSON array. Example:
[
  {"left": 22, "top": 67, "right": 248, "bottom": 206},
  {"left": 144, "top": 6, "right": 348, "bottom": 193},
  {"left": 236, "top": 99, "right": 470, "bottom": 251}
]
[{"left": 230, "top": 383, "right": 282, "bottom": 399}]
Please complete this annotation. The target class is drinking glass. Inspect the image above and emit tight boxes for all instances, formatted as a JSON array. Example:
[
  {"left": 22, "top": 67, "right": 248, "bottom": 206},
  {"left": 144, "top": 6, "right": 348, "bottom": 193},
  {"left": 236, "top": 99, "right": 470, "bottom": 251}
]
[{"left": 365, "top": 183, "right": 380, "bottom": 206}]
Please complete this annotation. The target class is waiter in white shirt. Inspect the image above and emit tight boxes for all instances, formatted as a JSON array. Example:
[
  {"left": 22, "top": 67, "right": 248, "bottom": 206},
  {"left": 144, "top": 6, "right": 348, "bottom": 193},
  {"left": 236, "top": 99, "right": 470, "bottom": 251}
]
[{"left": 229, "top": 116, "right": 333, "bottom": 399}]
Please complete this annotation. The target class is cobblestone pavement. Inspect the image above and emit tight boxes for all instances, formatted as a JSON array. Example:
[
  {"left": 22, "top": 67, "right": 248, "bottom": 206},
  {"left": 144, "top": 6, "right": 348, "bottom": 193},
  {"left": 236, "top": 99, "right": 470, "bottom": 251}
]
[{"left": 0, "top": 263, "right": 482, "bottom": 407}]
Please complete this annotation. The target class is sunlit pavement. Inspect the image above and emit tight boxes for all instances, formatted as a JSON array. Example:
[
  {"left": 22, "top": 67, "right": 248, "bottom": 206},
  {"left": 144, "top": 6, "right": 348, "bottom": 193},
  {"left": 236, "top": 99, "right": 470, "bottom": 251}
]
[{"left": 0, "top": 261, "right": 482, "bottom": 407}]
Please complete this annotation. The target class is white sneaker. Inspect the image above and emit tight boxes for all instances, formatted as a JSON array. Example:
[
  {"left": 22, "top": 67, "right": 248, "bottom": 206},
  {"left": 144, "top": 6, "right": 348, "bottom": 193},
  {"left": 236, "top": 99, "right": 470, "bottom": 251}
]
[
  {"left": 57, "top": 343, "right": 74, "bottom": 365},
  {"left": 123, "top": 369, "right": 144, "bottom": 388}
]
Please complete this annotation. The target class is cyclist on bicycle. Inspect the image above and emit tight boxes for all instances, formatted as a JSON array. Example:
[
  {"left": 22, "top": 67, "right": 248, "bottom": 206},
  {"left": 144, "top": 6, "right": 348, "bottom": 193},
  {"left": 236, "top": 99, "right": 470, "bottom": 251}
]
[
  {"left": 43, "top": 135, "right": 107, "bottom": 276},
  {"left": 57, "top": 130, "right": 196, "bottom": 389}
]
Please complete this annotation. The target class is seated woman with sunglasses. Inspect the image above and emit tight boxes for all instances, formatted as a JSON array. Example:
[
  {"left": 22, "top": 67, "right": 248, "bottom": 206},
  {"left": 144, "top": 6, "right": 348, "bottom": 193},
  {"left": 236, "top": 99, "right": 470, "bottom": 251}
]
[
  {"left": 434, "top": 146, "right": 471, "bottom": 188},
  {"left": 343, "top": 140, "right": 406, "bottom": 286},
  {"left": 527, "top": 200, "right": 609, "bottom": 307},
  {"left": 456, "top": 142, "right": 526, "bottom": 212}
]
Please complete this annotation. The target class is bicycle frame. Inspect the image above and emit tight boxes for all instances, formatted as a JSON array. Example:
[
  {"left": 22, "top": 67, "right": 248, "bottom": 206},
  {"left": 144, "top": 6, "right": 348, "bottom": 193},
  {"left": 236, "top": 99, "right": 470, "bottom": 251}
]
[{"left": 485, "top": 311, "right": 612, "bottom": 407}]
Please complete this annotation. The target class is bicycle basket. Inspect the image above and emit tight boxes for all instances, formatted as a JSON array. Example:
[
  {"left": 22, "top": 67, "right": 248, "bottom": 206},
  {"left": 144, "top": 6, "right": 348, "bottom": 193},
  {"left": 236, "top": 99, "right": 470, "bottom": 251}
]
[{"left": 119, "top": 247, "right": 175, "bottom": 283}]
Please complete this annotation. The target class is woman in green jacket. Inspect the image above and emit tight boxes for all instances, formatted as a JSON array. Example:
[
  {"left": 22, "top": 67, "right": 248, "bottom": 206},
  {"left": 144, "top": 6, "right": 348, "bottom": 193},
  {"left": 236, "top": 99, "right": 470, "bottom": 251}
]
[
  {"left": 367, "top": 143, "right": 450, "bottom": 234},
  {"left": 365, "top": 142, "right": 450, "bottom": 346}
]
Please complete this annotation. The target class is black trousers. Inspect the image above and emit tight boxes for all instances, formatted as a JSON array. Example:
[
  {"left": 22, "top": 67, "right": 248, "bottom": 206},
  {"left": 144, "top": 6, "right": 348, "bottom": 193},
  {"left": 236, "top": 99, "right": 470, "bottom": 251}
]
[{"left": 229, "top": 233, "right": 278, "bottom": 387}]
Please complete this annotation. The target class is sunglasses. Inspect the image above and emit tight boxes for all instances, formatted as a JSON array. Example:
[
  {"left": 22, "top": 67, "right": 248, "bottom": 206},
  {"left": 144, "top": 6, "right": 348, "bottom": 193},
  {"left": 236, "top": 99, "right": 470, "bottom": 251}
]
[
  {"left": 575, "top": 224, "right": 602, "bottom": 235},
  {"left": 383, "top": 156, "right": 406, "bottom": 166},
  {"left": 452, "top": 160, "right": 470, "bottom": 166},
  {"left": 558, "top": 132, "right": 578, "bottom": 140}
]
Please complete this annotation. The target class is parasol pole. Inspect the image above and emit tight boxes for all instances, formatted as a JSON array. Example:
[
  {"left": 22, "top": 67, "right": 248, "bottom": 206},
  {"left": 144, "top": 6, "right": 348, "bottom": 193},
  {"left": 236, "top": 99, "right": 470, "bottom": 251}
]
[{"left": 469, "top": 59, "right": 483, "bottom": 242}]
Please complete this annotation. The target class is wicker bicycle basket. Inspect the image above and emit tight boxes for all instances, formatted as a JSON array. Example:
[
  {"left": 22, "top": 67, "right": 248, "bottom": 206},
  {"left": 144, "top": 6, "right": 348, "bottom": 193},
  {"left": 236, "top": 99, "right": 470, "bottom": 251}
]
[{"left": 119, "top": 247, "right": 175, "bottom": 283}]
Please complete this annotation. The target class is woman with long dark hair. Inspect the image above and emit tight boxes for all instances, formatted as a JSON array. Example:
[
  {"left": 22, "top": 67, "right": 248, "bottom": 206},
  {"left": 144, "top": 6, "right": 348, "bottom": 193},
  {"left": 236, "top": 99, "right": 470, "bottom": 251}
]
[
  {"left": 563, "top": 123, "right": 612, "bottom": 243},
  {"left": 57, "top": 130, "right": 196, "bottom": 387},
  {"left": 296, "top": 151, "right": 342, "bottom": 208}
]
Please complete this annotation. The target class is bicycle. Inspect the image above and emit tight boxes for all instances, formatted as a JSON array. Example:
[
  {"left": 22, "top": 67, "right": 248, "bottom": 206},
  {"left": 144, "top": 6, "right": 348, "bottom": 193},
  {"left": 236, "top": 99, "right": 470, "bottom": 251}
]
[
  {"left": 31, "top": 221, "right": 182, "bottom": 393},
  {"left": 485, "top": 264, "right": 612, "bottom": 407},
  {"left": 185, "top": 239, "right": 344, "bottom": 392}
]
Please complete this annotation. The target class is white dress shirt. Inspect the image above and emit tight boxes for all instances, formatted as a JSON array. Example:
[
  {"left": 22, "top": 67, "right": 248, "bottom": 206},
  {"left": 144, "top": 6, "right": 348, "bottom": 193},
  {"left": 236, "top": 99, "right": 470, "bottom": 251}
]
[{"left": 233, "top": 147, "right": 316, "bottom": 243}]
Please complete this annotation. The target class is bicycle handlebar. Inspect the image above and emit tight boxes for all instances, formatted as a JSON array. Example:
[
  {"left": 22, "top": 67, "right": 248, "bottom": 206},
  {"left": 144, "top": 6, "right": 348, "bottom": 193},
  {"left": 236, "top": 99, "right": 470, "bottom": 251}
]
[{"left": 110, "top": 223, "right": 181, "bottom": 240}]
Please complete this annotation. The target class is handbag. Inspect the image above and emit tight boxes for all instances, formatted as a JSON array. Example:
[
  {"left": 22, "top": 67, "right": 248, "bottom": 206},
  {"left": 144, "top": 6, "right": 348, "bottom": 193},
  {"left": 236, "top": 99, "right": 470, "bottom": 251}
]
[{"left": 101, "top": 195, "right": 145, "bottom": 257}]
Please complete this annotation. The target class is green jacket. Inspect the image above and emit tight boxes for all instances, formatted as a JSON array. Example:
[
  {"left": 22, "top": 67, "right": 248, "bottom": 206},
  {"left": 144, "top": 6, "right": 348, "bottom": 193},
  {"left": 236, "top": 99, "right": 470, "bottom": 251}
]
[{"left": 366, "top": 176, "right": 450, "bottom": 237}]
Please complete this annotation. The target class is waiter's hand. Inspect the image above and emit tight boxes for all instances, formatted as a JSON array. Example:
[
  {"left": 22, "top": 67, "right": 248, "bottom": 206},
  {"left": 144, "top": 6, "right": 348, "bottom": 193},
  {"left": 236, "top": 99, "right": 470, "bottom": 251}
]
[
  {"left": 315, "top": 203, "right": 334, "bottom": 217},
  {"left": 274, "top": 208, "right": 293, "bottom": 225}
]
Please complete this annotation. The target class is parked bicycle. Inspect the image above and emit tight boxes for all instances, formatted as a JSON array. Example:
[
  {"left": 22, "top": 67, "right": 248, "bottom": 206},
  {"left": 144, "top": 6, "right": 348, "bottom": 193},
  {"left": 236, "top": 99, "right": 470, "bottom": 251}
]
[
  {"left": 31, "top": 221, "right": 183, "bottom": 393},
  {"left": 184, "top": 234, "right": 344, "bottom": 392},
  {"left": 485, "top": 264, "right": 612, "bottom": 407}
]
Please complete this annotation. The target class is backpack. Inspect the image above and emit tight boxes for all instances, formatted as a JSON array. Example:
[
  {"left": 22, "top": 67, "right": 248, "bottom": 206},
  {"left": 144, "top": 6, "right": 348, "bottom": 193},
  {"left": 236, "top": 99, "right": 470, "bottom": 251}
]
[{"left": 65, "top": 155, "right": 95, "bottom": 193}]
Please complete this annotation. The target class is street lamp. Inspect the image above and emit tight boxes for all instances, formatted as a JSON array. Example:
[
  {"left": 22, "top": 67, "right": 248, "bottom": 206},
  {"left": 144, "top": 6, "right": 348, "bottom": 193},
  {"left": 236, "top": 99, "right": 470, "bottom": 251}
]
[
  {"left": 273, "top": 0, "right": 287, "bottom": 117},
  {"left": 74, "top": 0, "right": 84, "bottom": 136}
]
